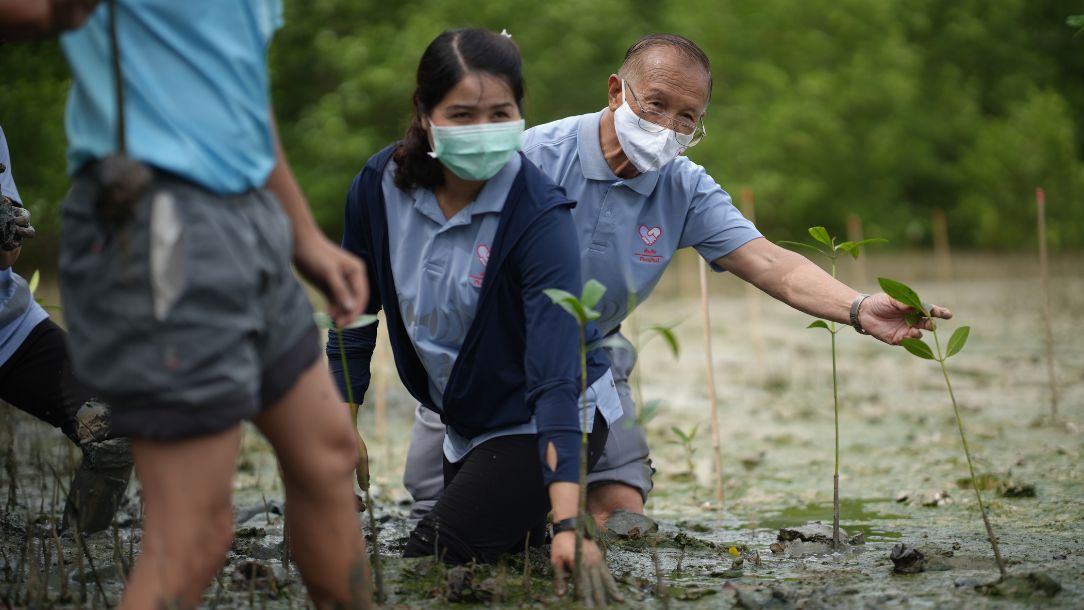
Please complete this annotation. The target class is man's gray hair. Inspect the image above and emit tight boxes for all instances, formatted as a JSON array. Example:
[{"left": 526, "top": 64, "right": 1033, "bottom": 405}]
[{"left": 620, "top": 33, "right": 713, "bottom": 100}]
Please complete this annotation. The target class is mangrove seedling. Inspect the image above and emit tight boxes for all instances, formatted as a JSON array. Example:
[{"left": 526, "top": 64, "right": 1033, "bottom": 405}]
[
  {"left": 779, "top": 227, "right": 885, "bottom": 550},
  {"left": 313, "top": 311, "right": 383, "bottom": 602},
  {"left": 669, "top": 425, "right": 699, "bottom": 480},
  {"left": 543, "top": 279, "right": 605, "bottom": 602},
  {"left": 878, "top": 277, "right": 1006, "bottom": 577}
]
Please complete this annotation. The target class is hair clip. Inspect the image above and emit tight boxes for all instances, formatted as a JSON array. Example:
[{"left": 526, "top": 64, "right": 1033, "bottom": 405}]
[{"left": 500, "top": 29, "right": 512, "bottom": 38}]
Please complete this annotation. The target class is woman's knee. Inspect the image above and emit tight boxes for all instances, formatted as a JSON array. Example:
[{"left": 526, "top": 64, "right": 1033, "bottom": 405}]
[{"left": 283, "top": 420, "right": 359, "bottom": 494}]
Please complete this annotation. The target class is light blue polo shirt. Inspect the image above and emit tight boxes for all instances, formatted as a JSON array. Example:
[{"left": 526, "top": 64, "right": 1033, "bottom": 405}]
[
  {"left": 60, "top": 0, "right": 283, "bottom": 194},
  {"left": 0, "top": 127, "right": 49, "bottom": 367},
  {"left": 523, "top": 110, "right": 763, "bottom": 335},
  {"left": 382, "top": 154, "right": 621, "bottom": 462}
]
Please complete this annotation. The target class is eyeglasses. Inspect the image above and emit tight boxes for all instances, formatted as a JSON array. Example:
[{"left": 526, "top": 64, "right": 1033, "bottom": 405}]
[{"left": 620, "top": 77, "right": 707, "bottom": 148}]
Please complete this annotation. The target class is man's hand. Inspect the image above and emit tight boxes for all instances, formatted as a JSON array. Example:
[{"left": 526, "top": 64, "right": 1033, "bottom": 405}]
[
  {"left": 859, "top": 293, "right": 953, "bottom": 345},
  {"left": 552, "top": 533, "right": 623, "bottom": 606},
  {"left": 293, "top": 230, "right": 368, "bottom": 328}
]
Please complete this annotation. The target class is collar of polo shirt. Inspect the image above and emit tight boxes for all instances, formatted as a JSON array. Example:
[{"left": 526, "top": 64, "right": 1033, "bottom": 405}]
[{"left": 576, "top": 110, "right": 661, "bottom": 197}]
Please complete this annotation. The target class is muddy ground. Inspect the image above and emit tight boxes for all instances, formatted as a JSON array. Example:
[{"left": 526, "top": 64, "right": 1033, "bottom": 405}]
[{"left": 2, "top": 252, "right": 1082, "bottom": 608}]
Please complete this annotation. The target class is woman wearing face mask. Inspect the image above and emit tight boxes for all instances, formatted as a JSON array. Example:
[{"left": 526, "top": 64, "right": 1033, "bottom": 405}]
[{"left": 328, "top": 28, "right": 623, "bottom": 601}]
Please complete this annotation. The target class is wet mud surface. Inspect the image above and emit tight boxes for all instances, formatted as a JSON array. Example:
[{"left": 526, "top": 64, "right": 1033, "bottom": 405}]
[{"left": 3, "top": 253, "right": 1082, "bottom": 608}]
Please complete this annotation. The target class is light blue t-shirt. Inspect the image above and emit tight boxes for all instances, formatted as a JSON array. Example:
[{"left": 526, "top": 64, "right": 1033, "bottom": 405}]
[
  {"left": 382, "top": 155, "right": 621, "bottom": 462},
  {"left": 523, "top": 110, "right": 763, "bottom": 335},
  {"left": 0, "top": 127, "right": 49, "bottom": 367},
  {"left": 60, "top": 0, "right": 284, "bottom": 194}
]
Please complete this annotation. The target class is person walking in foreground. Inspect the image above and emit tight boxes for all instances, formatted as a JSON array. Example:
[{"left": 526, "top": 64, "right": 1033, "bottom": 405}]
[
  {"left": 328, "top": 29, "right": 623, "bottom": 603},
  {"left": 52, "top": 2, "right": 373, "bottom": 608}
]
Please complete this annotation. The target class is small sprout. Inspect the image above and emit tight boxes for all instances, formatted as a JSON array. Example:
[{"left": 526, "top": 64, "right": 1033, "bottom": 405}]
[{"left": 780, "top": 227, "right": 885, "bottom": 550}]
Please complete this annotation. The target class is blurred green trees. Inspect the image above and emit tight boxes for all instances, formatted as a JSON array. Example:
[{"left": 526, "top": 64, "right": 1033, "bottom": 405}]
[{"left": 2, "top": 0, "right": 1082, "bottom": 252}]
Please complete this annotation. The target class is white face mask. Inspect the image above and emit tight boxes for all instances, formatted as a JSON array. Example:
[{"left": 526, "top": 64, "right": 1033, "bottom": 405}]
[{"left": 612, "top": 81, "right": 689, "bottom": 173}]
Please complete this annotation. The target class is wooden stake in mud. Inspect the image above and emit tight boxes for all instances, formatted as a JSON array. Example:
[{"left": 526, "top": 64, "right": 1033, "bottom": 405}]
[
  {"left": 374, "top": 315, "right": 389, "bottom": 450},
  {"left": 931, "top": 208, "right": 952, "bottom": 282},
  {"left": 698, "top": 258, "right": 725, "bottom": 504},
  {"left": 846, "top": 214, "right": 867, "bottom": 287},
  {"left": 1035, "top": 188, "right": 1058, "bottom": 417}
]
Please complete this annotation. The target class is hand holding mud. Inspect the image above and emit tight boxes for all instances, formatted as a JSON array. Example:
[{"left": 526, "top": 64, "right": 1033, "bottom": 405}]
[
  {"left": 857, "top": 292, "right": 953, "bottom": 345},
  {"left": 551, "top": 533, "right": 624, "bottom": 606},
  {"left": 0, "top": 199, "right": 35, "bottom": 251}
]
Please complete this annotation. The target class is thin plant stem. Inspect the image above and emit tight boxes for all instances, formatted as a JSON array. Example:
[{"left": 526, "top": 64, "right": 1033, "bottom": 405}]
[
  {"left": 931, "top": 328, "right": 1006, "bottom": 577},
  {"left": 829, "top": 257, "right": 841, "bottom": 551},
  {"left": 333, "top": 327, "right": 384, "bottom": 603},
  {"left": 698, "top": 258, "right": 724, "bottom": 504},
  {"left": 574, "top": 323, "right": 588, "bottom": 598}
]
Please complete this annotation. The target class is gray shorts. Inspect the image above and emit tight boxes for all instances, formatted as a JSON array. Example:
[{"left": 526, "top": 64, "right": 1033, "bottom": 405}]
[
  {"left": 403, "top": 334, "right": 654, "bottom": 521},
  {"left": 58, "top": 169, "right": 320, "bottom": 440}
]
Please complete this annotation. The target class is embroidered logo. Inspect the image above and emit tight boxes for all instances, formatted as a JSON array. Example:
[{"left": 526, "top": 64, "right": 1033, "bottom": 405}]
[
  {"left": 469, "top": 244, "right": 490, "bottom": 287},
  {"left": 638, "top": 225, "right": 662, "bottom": 246}
]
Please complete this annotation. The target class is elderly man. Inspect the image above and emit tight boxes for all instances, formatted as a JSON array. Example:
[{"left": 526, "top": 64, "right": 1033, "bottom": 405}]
[{"left": 403, "top": 33, "right": 951, "bottom": 525}]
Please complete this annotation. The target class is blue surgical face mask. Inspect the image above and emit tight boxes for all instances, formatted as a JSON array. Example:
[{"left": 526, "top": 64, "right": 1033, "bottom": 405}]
[{"left": 427, "top": 119, "right": 525, "bottom": 181}]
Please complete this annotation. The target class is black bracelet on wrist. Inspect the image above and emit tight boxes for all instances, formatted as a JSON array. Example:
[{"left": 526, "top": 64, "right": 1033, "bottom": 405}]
[{"left": 552, "top": 517, "right": 589, "bottom": 539}]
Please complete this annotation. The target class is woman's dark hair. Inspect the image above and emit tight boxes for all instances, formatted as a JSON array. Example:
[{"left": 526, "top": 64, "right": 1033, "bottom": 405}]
[{"left": 394, "top": 28, "right": 525, "bottom": 191}]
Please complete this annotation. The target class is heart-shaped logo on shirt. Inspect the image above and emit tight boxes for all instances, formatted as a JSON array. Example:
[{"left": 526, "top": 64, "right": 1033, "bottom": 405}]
[
  {"left": 476, "top": 244, "right": 490, "bottom": 266},
  {"left": 638, "top": 225, "right": 662, "bottom": 246}
]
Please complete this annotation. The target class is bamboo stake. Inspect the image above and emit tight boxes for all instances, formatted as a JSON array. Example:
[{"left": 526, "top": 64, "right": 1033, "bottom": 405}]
[
  {"left": 698, "top": 258, "right": 724, "bottom": 504},
  {"left": 931, "top": 208, "right": 952, "bottom": 282},
  {"left": 846, "top": 214, "right": 867, "bottom": 287},
  {"left": 1036, "top": 188, "right": 1058, "bottom": 417},
  {"left": 374, "top": 314, "right": 389, "bottom": 461}
]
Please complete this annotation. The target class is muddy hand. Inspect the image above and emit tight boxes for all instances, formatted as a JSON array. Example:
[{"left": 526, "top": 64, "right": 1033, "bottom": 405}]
[
  {"left": 294, "top": 232, "right": 369, "bottom": 328},
  {"left": 859, "top": 293, "right": 953, "bottom": 345},
  {"left": 552, "top": 534, "right": 623, "bottom": 606},
  {"left": 355, "top": 428, "right": 370, "bottom": 494},
  {"left": 11, "top": 207, "right": 35, "bottom": 241}
]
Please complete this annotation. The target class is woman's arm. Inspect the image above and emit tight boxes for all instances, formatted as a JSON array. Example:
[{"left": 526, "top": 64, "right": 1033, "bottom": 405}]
[
  {"left": 326, "top": 172, "right": 383, "bottom": 404},
  {"left": 515, "top": 204, "right": 622, "bottom": 602}
]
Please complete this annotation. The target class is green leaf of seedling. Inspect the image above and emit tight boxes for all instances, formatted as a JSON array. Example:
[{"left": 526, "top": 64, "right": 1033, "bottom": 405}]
[
  {"left": 777, "top": 240, "right": 827, "bottom": 257},
  {"left": 945, "top": 326, "right": 970, "bottom": 359},
  {"left": 580, "top": 278, "right": 606, "bottom": 310},
  {"left": 343, "top": 314, "right": 379, "bottom": 329},
  {"left": 807, "top": 320, "right": 831, "bottom": 331},
  {"left": 900, "top": 337, "right": 936, "bottom": 360},
  {"left": 852, "top": 237, "right": 888, "bottom": 249},
  {"left": 904, "top": 311, "right": 921, "bottom": 326},
  {"left": 28, "top": 269, "right": 40, "bottom": 296},
  {"left": 647, "top": 324, "right": 680, "bottom": 358},
  {"left": 543, "top": 288, "right": 588, "bottom": 323},
  {"left": 807, "top": 226, "right": 832, "bottom": 247},
  {"left": 633, "top": 399, "right": 662, "bottom": 427},
  {"left": 313, "top": 311, "right": 335, "bottom": 329},
  {"left": 878, "top": 277, "right": 926, "bottom": 314},
  {"left": 1068, "top": 15, "right": 1084, "bottom": 28},
  {"left": 671, "top": 426, "right": 690, "bottom": 443},
  {"left": 314, "top": 312, "right": 378, "bottom": 330},
  {"left": 687, "top": 424, "right": 699, "bottom": 441}
]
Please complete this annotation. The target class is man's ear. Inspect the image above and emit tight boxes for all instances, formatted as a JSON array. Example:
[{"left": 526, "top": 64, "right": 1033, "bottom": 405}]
[{"left": 606, "top": 74, "right": 623, "bottom": 112}]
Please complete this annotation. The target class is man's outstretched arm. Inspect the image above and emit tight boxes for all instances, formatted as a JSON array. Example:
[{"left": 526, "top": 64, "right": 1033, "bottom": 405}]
[{"left": 716, "top": 237, "right": 952, "bottom": 345}]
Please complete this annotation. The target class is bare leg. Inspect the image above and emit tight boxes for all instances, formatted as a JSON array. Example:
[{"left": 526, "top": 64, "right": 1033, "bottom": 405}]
[
  {"left": 119, "top": 427, "right": 240, "bottom": 609},
  {"left": 253, "top": 361, "right": 372, "bottom": 609},
  {"left": 587, "top": 482, "right": 645, "bottom": 528}
]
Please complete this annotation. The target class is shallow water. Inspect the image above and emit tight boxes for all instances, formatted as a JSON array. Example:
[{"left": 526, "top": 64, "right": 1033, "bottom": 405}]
[{"left": 3, "top": 252, "right": 1082, "bottom": 608}]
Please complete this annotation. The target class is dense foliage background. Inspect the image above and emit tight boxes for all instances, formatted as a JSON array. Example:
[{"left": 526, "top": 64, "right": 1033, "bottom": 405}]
[{"left": 3, "top": 0, "right": 1082, "bottom": 257}]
